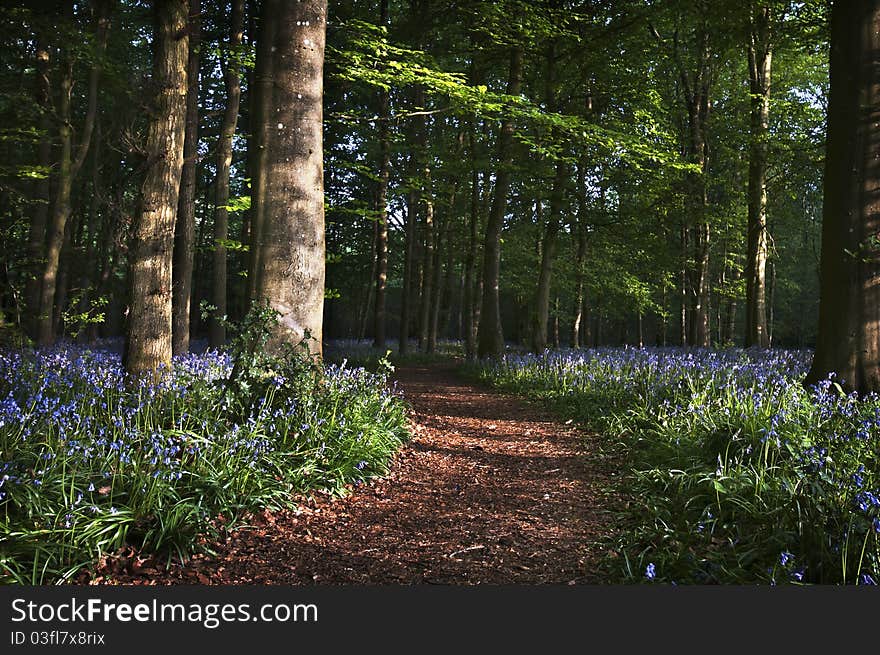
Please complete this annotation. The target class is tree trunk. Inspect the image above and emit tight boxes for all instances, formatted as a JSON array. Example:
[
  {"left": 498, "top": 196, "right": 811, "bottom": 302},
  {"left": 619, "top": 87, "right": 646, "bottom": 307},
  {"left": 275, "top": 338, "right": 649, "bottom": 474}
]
[
  {"left": 745, "top": 4, "right": 772, "bottom": 348},
  {"left": 124, "top": 0, "right": 188, "bottom": 376},
  {"left": 531, "top": 161, "right": 566, "bottom": 353},
  {"left": 24, "top": 36, "right": 52, "bottom": 340},
  {"left": 172, "top": 0, "right": 201, "bottom": 355},
  {"left": 399, "top": 77, "right": 427, "bottom": 354},
  {"left": 254, "top": 0, "right": 327, "bottom": 357},
  {"left": 372, "top": 0, "right": 391, "bottom": 350},
  {"left": 477, "top": 46, "right": 522, "bottom": 358},
  {"left": 358, "top": 214, "right": 378, "bottom": 341},
  {"left": 209, "top": 0, "right": 244, "bottom": 347},
  {"left": 806, "top": 0, "right": 880, "bottom": 393},
  {"left": 673, "top": 19, "right": 712, "bottom": 348},
  {"left": 572, "top": 163, "right": 588, "bottom": 349},
  {"left": 418, "top": 173, "right": 435, "bottom": 352},
  {"left": 37, "top": 2, "right": 111, "bottom": 346}
]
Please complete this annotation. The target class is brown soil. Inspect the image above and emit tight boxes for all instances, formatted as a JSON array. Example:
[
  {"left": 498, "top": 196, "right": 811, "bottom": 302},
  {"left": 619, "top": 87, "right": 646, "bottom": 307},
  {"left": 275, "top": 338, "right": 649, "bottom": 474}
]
[{"left": 84, "top": 363, "right": 618, "bottom": 585}]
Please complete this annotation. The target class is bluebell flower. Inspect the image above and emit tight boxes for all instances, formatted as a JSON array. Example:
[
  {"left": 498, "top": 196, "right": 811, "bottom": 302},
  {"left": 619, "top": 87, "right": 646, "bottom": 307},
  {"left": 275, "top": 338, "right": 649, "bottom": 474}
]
[{"left": 645, "top": 563, "right": 656, "bottom": 581}]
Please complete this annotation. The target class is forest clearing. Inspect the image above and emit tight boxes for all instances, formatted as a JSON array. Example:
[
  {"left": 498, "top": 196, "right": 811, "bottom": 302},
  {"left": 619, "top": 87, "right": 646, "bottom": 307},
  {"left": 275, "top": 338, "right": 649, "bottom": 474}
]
[{"left": 1, "top": 0, "right": 880, "bottom": 593}]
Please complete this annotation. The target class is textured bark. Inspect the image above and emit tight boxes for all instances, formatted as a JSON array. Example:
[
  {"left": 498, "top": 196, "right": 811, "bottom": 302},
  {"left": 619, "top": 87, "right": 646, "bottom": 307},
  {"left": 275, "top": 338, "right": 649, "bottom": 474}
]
[
  {"left": 123, "top": 0, "right": 188, "bottom": 376},
  {"left": 477, "top": 46, "right": 522, "bottom": 358},
  {"left": 172, "top": 0, "right": 201, "bottom": 355},
  {"left": 24, "top": 37, "right": 52, "bottom": 339},
  {"left": 209, "top": 0, "right": 244, "bottom": 347},
  {"left": 745, "top": 4, "right": 772, "bottom": 348},
  {"left": 36, "top": 1, "right": 111, "bottom": 346},
  {"left": 254, "top": 0, "right": 327, "bottom": 357},
  {"left": 806, "top": 0, "right": 880, "bottom": 393}
]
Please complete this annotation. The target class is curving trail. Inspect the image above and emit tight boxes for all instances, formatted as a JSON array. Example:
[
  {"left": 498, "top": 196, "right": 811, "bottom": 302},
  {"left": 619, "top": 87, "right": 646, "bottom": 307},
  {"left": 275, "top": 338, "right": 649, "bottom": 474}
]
[{"left": 88, "top": 363, "right": 617, "bottom": 585}]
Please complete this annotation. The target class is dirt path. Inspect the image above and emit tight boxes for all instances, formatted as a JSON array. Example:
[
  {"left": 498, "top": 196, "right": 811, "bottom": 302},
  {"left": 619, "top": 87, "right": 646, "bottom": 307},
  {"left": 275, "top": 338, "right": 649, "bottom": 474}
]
[{"left": 91, "top": 364, "right": 616, "bottom": 585}]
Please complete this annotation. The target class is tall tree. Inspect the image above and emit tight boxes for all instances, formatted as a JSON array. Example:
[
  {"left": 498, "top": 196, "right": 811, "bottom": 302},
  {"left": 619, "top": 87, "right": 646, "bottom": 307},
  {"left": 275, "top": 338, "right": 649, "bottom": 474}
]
[
  {"left": 23, "top": 33, "right": 52, "bottom": 340},
  {"left": 209, "top": 0, "right": 244, "bottom": 347},
  {"left": 253, "top": 0, "right": 327, "bottom": 356},
  {"left": 744, "top": 4, "right": 772, "bottom": 348},
  {"left": 36, "top": 0, "right": 111, "bottom": 346},
  {"left": 172, "top": 0, "right": 201, "bottom": 356},
  {"left": 477, "top": 45, "right": 522, "bottom": 358},
  {"left": 123, "top": 0, "right": 188, "bottom": 376},
  {"left": 372, "top": 0, "right": 390, "bottom": 350},
  {"left": 805, "top": 0, "right": 880, "bottom": 393}
]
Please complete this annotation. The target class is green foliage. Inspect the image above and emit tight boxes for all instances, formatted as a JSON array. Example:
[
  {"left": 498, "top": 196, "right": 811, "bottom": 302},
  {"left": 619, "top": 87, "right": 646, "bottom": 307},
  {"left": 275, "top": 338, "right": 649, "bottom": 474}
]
[
  {"left": 0, "top": 310, "right": 409, "bottom": 583},
  {"left": 474, "top": 348, "right": 880, "bottom": 585}
]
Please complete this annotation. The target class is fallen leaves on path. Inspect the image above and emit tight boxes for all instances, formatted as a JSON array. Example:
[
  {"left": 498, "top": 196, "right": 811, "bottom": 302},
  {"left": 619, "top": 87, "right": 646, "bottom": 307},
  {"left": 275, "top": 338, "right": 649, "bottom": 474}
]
[{"left": 79, "top": 363, "right": 618, "bottom": 585}]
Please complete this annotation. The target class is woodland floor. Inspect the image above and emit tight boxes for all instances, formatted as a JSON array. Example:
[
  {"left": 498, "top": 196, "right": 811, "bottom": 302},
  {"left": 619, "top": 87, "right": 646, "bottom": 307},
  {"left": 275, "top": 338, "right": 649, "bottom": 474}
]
[{"left": 82, "top": 363, "right": 620, "bottom": 585}]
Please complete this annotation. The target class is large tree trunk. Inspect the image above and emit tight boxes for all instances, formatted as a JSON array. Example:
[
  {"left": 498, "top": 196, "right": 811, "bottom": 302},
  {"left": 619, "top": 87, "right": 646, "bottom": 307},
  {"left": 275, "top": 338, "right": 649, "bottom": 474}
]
[
  {"left": 123, "top": 0, "right": 188, "bottom": 376},
  {"left": 172, "top": 0, "right": 201, "bottom": 355},
  {"left": 745, "top": 4, "right": 772, "bottom": 348},
  {"left": 806, "top": 0, "right": 880, "bottom": 393},
  {"left": 254, "top": 0, "right": 327, "bottom": 357},
  {"left": 37, "top": 1, "right": 111, "bottom": 346},
  {"left": 208, "top": 0, "right": 244, "bottom": 347},
  {"left": 477, "top": 46, "right": 522, "bottom": 358},
  {"left": 245, "top": 0, "right": 278, "bottom": 306}
]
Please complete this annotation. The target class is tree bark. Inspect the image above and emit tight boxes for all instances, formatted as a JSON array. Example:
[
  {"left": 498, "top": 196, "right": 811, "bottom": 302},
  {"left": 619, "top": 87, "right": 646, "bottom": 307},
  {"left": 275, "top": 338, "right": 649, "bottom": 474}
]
[
  {"left": 254, "top": 0, "right": 327, "bottom": 357},
  {"left": 745, "top": 4, "right": 772, "bottom": 348},
  {"left": 209, "top": 0, "right": 244, "bottom": 347},
  {"left": 124, "top": 0, "right": 188, "bottom": 376},
  {"left": 806, "top": 0, "right": 880, "bottom": 393},
  {"left": 172, "top": 0, "right": 201, "bottom": 355},
  {"left": 477, "top": 46, "right": 522, "bottom": 358}
]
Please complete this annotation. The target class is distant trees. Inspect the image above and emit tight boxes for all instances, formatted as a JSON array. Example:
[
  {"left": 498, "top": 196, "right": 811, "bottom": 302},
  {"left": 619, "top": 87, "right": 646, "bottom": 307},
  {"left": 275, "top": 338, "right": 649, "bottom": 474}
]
[{"left": 0, "top": 0, "right": 851, "bottom": 369}]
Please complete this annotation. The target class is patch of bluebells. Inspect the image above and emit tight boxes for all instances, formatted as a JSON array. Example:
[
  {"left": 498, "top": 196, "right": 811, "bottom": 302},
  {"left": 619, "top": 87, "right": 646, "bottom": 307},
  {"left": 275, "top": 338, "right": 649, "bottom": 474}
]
[
  {"left": 0, "top": 343, "right": 408, "bottom": 583},
  {"left": 477, "top": 347, "right": 880, "bottom": 585}
]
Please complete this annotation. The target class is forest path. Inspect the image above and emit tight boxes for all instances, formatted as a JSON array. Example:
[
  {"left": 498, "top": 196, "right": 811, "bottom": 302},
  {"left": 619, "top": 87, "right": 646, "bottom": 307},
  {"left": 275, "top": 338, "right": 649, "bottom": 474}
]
[{"left": 96, "top": 363, "right": 617, "bottom": 584}]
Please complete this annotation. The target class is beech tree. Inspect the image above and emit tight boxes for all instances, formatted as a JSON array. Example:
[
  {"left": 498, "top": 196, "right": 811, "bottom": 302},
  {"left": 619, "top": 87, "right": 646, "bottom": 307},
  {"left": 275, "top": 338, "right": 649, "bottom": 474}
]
[
  {"left": 252, "top": 0, "right": 327, "bottom": 356},
  {"left": 123, "top": 0, "right": 188, "bottom": 375}
]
